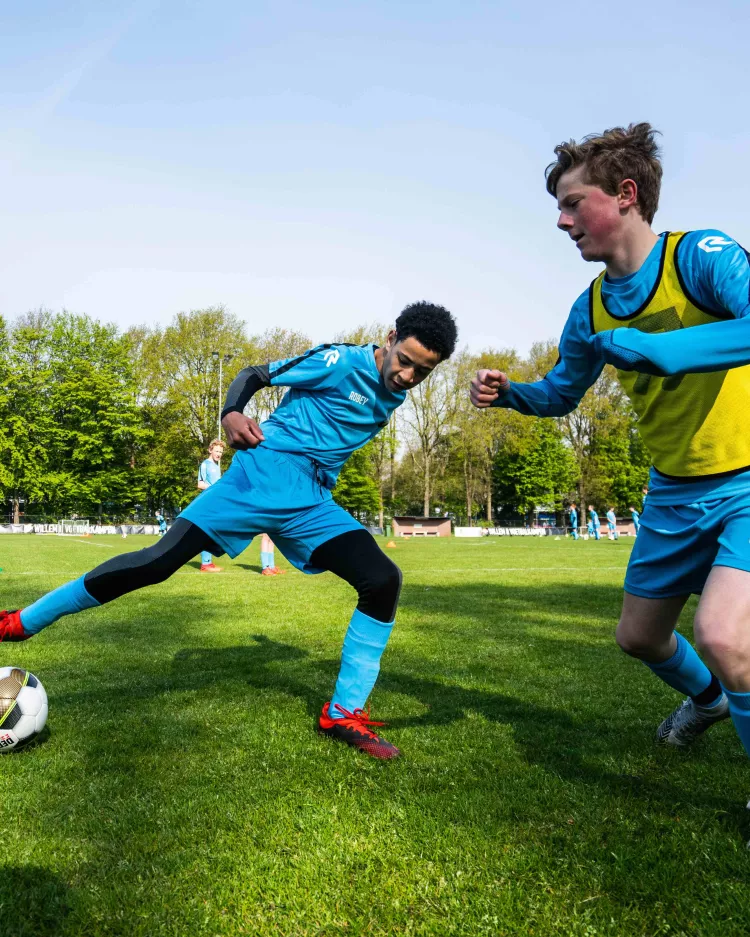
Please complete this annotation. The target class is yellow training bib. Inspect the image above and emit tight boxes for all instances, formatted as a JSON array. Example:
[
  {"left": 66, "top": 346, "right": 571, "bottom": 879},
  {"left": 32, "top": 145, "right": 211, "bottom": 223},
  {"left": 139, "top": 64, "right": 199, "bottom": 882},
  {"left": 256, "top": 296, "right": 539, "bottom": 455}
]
[{"left": 590, "top": 232, "right": 750, "bottom": 477}]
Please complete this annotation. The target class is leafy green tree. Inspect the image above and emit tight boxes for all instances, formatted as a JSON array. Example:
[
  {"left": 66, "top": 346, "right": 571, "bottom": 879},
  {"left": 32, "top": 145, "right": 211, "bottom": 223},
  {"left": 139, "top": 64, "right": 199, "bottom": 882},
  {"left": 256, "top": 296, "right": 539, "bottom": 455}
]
[
  {"left": 1, "top": 310, "right": 148, "bottom": 521},
  {"left": 127, "top": 306, "right": 255, "bottom": 511},
  {"left": 333, "top": 442, "right": 380, "bottom": 517},
  {"left": 493, "top": 418, "right": 579, "bottom": 519}
]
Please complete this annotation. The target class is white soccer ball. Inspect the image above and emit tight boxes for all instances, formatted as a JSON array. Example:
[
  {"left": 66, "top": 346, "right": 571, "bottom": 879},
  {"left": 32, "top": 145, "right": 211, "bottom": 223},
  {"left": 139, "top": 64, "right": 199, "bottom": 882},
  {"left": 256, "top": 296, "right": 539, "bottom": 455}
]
[{"left": 0, "top": 667, "right": 48, "bottom": 752}]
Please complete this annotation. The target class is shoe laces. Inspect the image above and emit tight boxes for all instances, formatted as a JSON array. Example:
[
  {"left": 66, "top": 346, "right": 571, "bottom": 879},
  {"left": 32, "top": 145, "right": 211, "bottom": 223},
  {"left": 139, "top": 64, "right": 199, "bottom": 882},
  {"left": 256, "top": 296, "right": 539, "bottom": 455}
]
[{"left": 333, "top": 703, "right": 386, "bottom": 729}]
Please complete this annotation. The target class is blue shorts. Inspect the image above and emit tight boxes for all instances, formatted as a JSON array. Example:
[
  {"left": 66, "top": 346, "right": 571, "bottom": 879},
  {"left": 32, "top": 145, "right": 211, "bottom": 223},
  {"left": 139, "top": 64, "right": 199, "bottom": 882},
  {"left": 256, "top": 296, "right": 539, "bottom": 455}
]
[
  {"left": 179, "top": 447, "right": 363, "bottom": 573},
  {"left": 625, "top": 491, "right": 750, "bottom": 598}
]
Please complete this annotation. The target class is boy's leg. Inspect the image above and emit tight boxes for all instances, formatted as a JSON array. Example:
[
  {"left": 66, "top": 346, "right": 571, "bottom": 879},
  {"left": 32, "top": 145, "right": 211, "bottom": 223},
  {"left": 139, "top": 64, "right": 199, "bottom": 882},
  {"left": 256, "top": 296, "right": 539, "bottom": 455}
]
[
  {"left": 1, "top": 520, "right": 218, "bottom": 640},
  {"left": 616, "top": 591, "right": 728, "bottom": 745},
  {"left": 310, "top": 529, "right": 402, "bottom": 759},
  {"left": 694, "top": 565, "right": 750, "bottom": 761},
  {"left": 260, "top": 533, "right": 275, "bottom": 572}
]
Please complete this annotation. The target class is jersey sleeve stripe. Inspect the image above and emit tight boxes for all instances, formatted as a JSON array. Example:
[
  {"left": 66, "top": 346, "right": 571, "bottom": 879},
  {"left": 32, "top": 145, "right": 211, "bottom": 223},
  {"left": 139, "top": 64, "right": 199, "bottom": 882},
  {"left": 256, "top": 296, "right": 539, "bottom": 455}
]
[{"left": 268, "top": 342, "right": 361, "bottom": 380}]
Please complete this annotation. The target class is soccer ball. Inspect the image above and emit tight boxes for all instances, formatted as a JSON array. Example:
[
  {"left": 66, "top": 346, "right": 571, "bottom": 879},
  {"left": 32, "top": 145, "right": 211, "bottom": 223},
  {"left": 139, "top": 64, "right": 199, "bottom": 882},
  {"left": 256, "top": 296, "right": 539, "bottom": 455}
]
[{"left": 0, "top": 668, "right": 48, "bottom": 752}]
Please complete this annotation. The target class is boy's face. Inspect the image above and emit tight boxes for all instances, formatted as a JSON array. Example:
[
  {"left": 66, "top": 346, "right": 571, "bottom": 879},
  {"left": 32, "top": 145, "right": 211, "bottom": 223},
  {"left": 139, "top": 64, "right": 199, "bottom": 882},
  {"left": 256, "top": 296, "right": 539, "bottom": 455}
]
[
  {"left": 555, "top": 165, "right": 626, "bottom": 263},
  {"left": 381, "top": 331, "right": 442, "bottom": 393},
  {"left": 209, "top": 445, "right": 224, "bottom": 462}
]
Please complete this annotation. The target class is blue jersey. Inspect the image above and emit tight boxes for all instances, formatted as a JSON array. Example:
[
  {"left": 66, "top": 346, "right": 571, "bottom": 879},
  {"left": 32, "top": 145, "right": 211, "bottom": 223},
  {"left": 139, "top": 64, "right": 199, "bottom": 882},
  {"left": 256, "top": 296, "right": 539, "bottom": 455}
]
[
  {"left": 589, "top": 509, "right": 600, "bottom": 527},
  {"left": 495, "top": 230, "right": 750, "bottom": 418},
  {"left": 569, "top": 509, "right": 577, "bottom": 526},
  {"left": 247, "top": 343, "right": 406, "bottom": 486},
  {"left": 495, "top": 230, "right": 750, "bottom": 504},
  {"left": 199, "top": 458, "right": 222, "bottom": 487},
  {"left": 606, "top": 510, "right": 616, "bottom": 526}
]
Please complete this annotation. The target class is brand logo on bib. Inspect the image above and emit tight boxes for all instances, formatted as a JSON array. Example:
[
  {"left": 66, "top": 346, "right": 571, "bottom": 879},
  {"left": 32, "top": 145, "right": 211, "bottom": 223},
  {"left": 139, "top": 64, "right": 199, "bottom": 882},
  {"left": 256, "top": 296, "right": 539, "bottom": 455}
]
[
  {"left": 323, "top": 349, "right": 340, "bottom": 367},
  {"left": 698, "top": 236, "right": 733, "bottom": 253},
  {"left": 349, "top": 391, "right": 369, "bottom": 405}
]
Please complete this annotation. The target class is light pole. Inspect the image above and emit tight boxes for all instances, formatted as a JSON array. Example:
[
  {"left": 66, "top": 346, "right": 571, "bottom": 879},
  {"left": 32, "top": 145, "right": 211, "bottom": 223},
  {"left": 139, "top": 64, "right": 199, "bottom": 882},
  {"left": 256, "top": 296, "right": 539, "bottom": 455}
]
[{"left": 212, "top": 351, "right": 234, "bottom": 440}]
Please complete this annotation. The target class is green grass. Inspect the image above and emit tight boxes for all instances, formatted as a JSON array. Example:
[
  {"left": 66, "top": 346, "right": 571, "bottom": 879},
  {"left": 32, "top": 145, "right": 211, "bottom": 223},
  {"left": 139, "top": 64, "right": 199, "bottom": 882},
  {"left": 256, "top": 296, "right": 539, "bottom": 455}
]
[{"left": 0, "top": 533, "right": 747, "bottom": 937}]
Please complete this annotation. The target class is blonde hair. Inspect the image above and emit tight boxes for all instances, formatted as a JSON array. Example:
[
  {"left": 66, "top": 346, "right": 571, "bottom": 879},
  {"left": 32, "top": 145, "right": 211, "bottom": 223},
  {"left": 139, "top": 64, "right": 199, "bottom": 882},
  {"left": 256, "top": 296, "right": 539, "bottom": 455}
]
[{"left": 208, "top": 439, "right": 224, "bottom": 451}]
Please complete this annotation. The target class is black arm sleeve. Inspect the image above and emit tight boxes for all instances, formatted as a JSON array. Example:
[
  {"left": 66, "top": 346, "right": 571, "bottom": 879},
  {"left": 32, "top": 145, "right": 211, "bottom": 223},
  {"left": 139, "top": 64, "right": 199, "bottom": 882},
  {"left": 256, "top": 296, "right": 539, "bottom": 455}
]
[{"left": 221, "top": 364, "right": 271, "bottom": 418}]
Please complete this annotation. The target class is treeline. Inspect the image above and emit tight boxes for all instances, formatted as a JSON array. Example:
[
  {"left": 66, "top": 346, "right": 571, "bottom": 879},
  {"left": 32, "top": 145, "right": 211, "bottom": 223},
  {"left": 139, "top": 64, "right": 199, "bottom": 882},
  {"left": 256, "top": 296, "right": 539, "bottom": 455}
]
[{"left": 0, "top": 307, "right": 650, "bottom": 525}]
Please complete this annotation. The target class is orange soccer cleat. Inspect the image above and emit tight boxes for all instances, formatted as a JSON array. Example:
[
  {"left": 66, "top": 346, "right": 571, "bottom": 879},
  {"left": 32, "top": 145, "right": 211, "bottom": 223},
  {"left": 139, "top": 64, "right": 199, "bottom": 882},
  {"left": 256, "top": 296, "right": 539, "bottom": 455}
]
[{"left": 318, "top": 702, "right": 400, "bottom": 759}]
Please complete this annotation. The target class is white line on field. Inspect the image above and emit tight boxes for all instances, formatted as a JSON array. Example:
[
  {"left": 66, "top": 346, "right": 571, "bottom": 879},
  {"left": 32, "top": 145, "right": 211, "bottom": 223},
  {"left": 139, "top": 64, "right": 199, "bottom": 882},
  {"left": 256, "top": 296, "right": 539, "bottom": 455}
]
[{"left": 72, "top": 539, "right": 116, "bottom": 548}]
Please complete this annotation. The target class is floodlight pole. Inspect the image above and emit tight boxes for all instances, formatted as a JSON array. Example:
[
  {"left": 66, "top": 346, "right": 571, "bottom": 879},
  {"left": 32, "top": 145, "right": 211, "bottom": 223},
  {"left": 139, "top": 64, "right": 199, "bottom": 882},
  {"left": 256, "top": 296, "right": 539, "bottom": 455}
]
[{"left": 212, "top": 352, "right": 234, "bottom": 440}]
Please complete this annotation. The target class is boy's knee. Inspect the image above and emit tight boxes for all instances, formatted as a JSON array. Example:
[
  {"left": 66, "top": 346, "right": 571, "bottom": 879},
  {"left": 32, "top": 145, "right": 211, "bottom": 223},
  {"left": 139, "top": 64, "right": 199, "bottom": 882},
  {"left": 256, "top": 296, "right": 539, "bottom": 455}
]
[
  {"left": 615, "top": 621, "right": 661, "bottom": 659},
  {"left": 358, "top": 560, "right": 402, "bottom": 622}
]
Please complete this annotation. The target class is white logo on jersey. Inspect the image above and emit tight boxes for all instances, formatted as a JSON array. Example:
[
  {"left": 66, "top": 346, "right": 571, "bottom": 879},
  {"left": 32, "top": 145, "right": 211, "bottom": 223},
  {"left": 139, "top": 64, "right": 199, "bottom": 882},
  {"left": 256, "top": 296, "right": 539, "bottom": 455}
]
[
  {"left": 348, "top": 391, "right": 369, "bottom": 405},
  {"left": 698, "top": 235, "right": 733, "bottom": 253},
  {"left": 323, "top": 349, "right": 340, "bottom": 367}
]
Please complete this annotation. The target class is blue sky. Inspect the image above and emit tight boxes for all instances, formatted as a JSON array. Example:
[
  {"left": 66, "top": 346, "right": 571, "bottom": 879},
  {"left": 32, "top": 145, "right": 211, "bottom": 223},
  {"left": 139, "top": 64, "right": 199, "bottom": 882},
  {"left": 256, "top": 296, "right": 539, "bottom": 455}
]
[{"left": 1, "top": 0, "right": 749, "bottom": 354}]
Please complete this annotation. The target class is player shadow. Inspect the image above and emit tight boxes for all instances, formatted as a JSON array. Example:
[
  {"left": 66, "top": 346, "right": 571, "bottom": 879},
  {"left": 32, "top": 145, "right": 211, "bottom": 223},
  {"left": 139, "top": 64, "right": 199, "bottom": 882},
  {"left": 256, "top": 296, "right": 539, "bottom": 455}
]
[
  {"left": 400, "top": 579, "right": 629, "bottom": 633},
  {"left": 0, "top": 865, "right": 74, "bottom": 937},
  {"left": 233, "top": 563, "right": 264, "bottom": 573},
  {"left": 169, "top": 635, "right": 737, "bottom": 821}
]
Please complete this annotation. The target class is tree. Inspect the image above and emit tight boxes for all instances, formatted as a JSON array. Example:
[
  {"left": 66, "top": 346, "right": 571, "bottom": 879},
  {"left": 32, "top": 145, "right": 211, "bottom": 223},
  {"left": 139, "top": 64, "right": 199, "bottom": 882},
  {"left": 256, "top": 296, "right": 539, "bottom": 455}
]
[
  {"left": 127, "top": 306, "right": 255, "bottom": 512},
  {"left": 400, "top": 358, "right": 462, "bottom": 516},
  {"left": 332, "top": 442, "right": 380, "bottom": 517},
  {"left": 493, "top": 418, "right": 579, "bottom": 520},
  {"left": 2, "top": 310, "right": 148, "bottom": 521}
]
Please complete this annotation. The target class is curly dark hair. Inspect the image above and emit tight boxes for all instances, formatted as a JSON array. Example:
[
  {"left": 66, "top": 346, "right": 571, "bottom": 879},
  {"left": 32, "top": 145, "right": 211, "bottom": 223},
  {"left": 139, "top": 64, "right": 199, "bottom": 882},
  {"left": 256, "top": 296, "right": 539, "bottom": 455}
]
[
  {"left": 545, "top": 122, "right": 663, "bottom": 224},
  {"left": 394, "top": 301, "right": 458, "bottom": 361}
]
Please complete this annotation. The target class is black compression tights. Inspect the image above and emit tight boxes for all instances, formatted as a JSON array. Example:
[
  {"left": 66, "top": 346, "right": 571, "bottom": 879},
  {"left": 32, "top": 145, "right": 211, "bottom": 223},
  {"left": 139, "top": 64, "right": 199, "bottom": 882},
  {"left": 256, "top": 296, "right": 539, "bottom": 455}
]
[
  {"left": 84, "top": 522, "right": 401, "bottom": 623},
  {"left": 84, "top": 519, "right": 218, "bottom": 603}
]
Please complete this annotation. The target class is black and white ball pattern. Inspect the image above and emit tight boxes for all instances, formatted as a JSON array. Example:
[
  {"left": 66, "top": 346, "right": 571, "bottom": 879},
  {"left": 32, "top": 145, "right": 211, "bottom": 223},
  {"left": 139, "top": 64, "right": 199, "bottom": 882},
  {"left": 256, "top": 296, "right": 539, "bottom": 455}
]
[{"left": 0, "top": 668, "right": 48, "bottom": 751}]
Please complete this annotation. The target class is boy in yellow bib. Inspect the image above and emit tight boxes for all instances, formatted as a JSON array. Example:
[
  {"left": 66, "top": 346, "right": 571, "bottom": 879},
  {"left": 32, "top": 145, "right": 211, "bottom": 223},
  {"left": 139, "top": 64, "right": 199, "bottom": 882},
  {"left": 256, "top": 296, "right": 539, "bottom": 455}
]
[{"left": 471, "top": 123, "right": 750, "bottom": 767}]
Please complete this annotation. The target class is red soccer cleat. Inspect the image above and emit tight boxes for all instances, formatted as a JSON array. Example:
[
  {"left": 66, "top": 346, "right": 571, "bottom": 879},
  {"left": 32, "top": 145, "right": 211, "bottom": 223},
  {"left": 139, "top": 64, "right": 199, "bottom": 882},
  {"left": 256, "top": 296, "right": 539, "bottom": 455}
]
[
  {"left": 260, "top": 567, "right": 277, "bottom": 576},
  {"left": 200, "top": 563, "right": 223, "bottom": 573},
  {"left": 0, "top": 610, "right": 30, "bottom": 642},
  {"left": 269, "top": 567, "right": 286, "bottom": 575},
  {"left": 318, "top": 702, "right": 400, "bottom": 759}
]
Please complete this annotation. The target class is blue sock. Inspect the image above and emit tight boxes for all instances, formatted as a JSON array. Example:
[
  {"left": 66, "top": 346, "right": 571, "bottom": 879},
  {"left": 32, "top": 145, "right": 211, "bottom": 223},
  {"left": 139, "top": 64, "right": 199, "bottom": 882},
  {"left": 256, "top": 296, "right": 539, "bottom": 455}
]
[
  {"left": 330, "top": 609, "right": 394, "bottom": 719},
  {"left": 644, "top": 631, "right": 718, "bottom": 702},
  {"left": 260, "top": 551, "right": 273, "bottom": 569},
  {"left": 722, "top": 687, "right": 750, "bottom": 759},
  {"left": 200, "top": 551, "right": 212, "bottom": 565},
  {"left": 20, "top": 575, "right": 100, "bottom": 635}
]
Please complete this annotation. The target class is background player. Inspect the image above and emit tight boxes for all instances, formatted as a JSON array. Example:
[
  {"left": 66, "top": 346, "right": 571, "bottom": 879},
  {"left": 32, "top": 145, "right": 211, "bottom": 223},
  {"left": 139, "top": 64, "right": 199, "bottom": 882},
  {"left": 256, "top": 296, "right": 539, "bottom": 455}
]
[
  {"left": 470, "top": 123, "right": 750, "bottom": 772},
  {"left": 588, "top": 505, "right": 601, "bottom": 541},
  {"left": 606, "top": 507, "right": 619, "bottom": 541},
  {"left": 197, "top": 440, "right": 225, "bottom": 572},
  {"left": 0, "top": 303, "right": 458, "bottom": 761},
  {"left": 629, "top": 506, "right": 641, "bottom": 535},
  {"left": 568, "top": 503, "right": 579, "bottom": 540},
  {"left": 260, "top": 533, "right": 285, "bottom": 576}
]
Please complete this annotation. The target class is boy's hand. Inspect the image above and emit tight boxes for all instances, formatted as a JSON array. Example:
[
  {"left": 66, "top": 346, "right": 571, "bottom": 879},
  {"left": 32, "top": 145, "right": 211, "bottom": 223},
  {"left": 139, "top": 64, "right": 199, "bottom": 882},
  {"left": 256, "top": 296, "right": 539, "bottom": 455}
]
[
  {"left": 222, "top": 412, "right": 265, "bottom": 450},
  {"left": 470, "top": 369, "right": 510, "bottom": 408}
]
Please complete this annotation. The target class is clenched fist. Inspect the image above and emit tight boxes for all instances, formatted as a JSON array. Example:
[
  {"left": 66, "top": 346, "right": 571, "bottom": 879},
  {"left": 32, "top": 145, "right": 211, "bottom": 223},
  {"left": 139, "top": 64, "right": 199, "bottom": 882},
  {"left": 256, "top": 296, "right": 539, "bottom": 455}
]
[
  {"left": 221, "top": 411, "right": 265, "bottom": 450},
  {"left": 470, "top": 369, "right": 510, "bottom": 408}
]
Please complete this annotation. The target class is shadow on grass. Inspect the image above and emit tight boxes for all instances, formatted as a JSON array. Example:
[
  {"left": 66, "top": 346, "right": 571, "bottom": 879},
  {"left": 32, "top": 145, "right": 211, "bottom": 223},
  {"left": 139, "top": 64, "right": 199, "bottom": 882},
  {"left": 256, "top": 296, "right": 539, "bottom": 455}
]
[
  {"left": 171, "top": 636, "right": 737, "bottom": 821},
  {"left": 0, "top": 865, "right": 73, "bottom": 937}
]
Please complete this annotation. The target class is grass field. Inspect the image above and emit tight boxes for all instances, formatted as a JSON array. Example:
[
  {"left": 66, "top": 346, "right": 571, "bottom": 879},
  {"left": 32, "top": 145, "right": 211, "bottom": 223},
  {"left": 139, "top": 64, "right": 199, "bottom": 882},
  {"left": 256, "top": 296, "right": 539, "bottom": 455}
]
[{"left": 0, "top": 533, "right": 748, "bottom": 937}]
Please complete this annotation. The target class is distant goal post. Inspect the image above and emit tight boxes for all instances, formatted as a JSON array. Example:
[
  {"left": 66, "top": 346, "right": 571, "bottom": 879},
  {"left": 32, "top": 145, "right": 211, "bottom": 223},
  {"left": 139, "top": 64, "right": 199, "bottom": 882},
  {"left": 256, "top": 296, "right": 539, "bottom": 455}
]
[{"left": 56, "top": 519, "right": 91, "bottom": 536}]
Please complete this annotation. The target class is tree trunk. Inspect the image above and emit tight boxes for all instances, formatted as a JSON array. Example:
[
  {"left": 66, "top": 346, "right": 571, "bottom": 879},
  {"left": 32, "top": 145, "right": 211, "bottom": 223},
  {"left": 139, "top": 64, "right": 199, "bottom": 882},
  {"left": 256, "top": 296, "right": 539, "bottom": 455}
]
[
  {"left": 12, "top": 497, "right": 20, "bottom": 525},
  {"left": 423, "top": 457, "right": 431, "bottom": 517},
  {"left": 486, "top": 478, "right": 492, "bottom": 523},
  {"left": 378, "top": 488, "right": 384, "bottom": 531}
]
